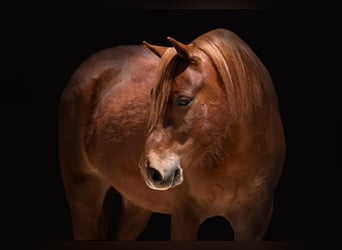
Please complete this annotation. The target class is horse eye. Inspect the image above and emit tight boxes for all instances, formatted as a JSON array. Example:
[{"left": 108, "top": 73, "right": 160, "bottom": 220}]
[{"left": 176, "top": 96, "right": 193, "bottom": 107}]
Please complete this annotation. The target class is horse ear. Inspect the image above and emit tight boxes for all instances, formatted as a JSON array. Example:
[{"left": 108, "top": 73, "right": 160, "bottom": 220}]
[
  {"left": 143, "top": 41, "right": 168, "bottom": 58},
  {"left": 167, "top": 37, "right": 191, "bottom": 60}
]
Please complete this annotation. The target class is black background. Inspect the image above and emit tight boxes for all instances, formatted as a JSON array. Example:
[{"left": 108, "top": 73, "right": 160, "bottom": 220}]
[{"left": 4, "top": 2, "right": 338, "bottom": 243}]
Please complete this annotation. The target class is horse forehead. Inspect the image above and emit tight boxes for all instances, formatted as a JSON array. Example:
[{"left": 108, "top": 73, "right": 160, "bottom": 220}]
[
  {"left": 173, "top": 60, "right": 216, "bottom": 91},
  {"left": 176, "top": 66, "right": 202, "bottom": 82}
]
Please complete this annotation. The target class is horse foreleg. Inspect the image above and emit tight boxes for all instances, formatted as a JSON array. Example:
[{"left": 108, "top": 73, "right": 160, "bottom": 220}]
[
  {"left": 228, "top": 199, "right": 274, "bottom": 240},
  {"left": 114, "top": 197, "right": 152, "bottom": 240},
  {"left": 170, "top": 208, "right": 200, "bottom": 240}
]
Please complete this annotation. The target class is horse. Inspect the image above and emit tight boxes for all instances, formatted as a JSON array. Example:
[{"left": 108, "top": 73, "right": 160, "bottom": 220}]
[{"left": 58, "top": 28, "right": 286, "bottom": 240}]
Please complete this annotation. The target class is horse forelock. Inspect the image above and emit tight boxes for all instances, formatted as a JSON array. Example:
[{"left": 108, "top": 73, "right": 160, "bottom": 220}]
[
  {"left": 148, "top": 48, "right": 179, "bottom": 133},
  {"left": 192, "top": 28, "right": 276, "bottom": 119}
]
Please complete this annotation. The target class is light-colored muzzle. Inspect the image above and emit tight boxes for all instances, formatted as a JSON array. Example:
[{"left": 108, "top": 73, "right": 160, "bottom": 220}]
[{"left": 139, "top": 151, "right": 183, "bottom": 190}]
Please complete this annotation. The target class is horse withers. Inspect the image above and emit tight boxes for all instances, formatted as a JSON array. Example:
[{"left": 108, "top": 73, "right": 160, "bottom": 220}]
[{"left": 58, "top": 28, "right": 286, "bottom": 240}]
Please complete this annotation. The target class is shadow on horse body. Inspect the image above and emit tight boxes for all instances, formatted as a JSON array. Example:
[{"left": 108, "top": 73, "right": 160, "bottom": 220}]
[{"left": 59, "top": 28, "right": 286, "bottom": 240}]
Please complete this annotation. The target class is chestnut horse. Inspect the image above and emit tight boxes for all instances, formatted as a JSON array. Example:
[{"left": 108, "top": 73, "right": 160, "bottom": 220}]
[{"left": 59, "top": 28, "right": 285, "bottom": 240}]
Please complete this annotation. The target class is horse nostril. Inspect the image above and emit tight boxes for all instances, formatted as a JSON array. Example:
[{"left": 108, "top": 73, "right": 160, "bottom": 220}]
[
  {"left": 174, "top": 168, "right": 181, "bottom": 179},
  {"left": 147, "top": 167, "right": 163, "bottom": 183}
]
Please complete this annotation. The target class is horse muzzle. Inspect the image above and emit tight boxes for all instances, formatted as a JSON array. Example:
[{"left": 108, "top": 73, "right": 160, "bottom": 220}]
[
  {"left": 146, "top": 164, "right": 183, "bottom": 190},
  {"left": 139, "top": 152, "right": 184, "bottom": 190}
]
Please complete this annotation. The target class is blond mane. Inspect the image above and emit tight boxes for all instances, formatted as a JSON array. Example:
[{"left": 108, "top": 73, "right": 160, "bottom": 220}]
[
  {"left": 148, "top": 28, "right": 277, "bottom": 132},
  {"left": 148, "top": 48, "right": 178, "bottom": 133}
]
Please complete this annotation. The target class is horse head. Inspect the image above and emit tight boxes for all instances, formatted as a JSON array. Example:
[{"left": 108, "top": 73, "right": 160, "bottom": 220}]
[{"left": 139, "top": 33, "right": 231, "bottom": 191}]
